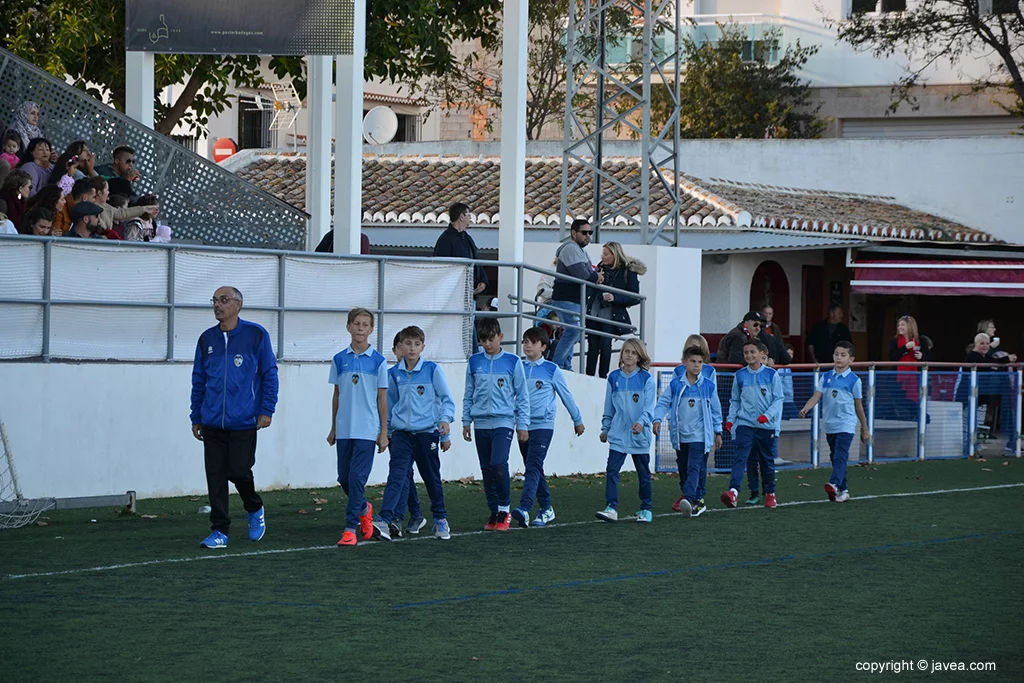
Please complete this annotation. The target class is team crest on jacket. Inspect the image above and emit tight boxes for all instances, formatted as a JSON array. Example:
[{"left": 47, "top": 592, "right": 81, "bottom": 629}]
[
  {"left": 416, "top": 385, "right": 425, "bottom": 396},
  {"left": 760, "top": 387, "right": 767, "bottom": 397},
  {"left": 351, "top": 374, "right": 360, "bottom": 385},
  {"left": 207, "top": 346, "right": 213, "bottom": 354},
  {"left": 535, "top": 380, "right": 543, "bottom": 390},
  {"left": 497, "top": 378, "right": 505, "bottom": 388},
  {"left": 632, "top": 393, "right": 639, "bottom": 403},
  {"left": 234, "top": 354, "right": 243, "bottom": 367},
  {"left": 687, "top": 398, "right": 695, "bottom": 408},
  {"left": 832, "top": 389, "right": 838, "bottom": 398}
]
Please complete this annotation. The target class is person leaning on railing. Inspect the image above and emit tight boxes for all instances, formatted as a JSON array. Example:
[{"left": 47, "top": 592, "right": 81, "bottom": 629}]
[
  {"left": 89, "top": 177, "right": 157, "bottom": 234},
  {"left": 585, "top": 241, "right": 644, "bottom": 379},
  {"left": 550, "top": 218, "right": 602, "bottom": 371},
  {"left": 966, "top": 332, "right": 1018, "bottom": 454}
]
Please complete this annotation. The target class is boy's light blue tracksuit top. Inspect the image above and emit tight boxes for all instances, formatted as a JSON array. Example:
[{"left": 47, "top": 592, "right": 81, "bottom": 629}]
[
  {"left": 818, "top": 368, "right": 863, "bottom": 435},
  {"left": 463, "top": 350, "right": 531, "bottom": 431},
  {"left": 328, "top": 345, "right": 389, "bottom": 441},
  {"left": 726, "top": 364, "right": 785, "bottom": 436},
  {"left": 387, "top": 358, "right": 456, "bottom": 442},
  {"left": 516, "top": 357, "right": 584, "bottom": 431},
  {"left": 673, "top": 363, "right": 717, "bottom": 386},
  {"left": 601, "top": 368, "right": 656, "bottom": 453},
  {"left": 653, "top": 372, "right": 723, "bottom": 453}
]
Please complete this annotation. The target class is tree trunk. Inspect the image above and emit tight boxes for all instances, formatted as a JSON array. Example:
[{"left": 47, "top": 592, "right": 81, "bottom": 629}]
[{"left": 154, "top": 57, "right": 212, "bottom": 135}]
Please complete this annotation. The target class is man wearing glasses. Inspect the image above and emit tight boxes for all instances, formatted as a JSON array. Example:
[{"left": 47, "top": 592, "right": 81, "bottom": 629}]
[
  {"left": 718, "top": 311, "right": 769, "bottom": 366},
  {"left": 550, "top": 218, "right": 603, "bottom": 370},
  {"left": 96, "top": 145, "right": 140, "bottom": 200},
  {"left": 189, "top": 286, "right": 279, "bottom": 549}
]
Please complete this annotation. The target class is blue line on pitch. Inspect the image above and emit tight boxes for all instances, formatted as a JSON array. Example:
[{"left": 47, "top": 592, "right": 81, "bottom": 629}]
[{"left": 390, "top": 530, "right": 1017, "bottom": 609}]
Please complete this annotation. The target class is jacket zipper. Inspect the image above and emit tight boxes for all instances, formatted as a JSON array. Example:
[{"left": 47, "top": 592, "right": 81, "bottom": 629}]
[{"left": 221, "top": 331, "right": 228, "bottom": 429}]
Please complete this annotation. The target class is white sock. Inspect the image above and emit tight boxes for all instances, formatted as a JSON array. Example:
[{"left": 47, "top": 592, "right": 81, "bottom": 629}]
[
  {"left": 498, "top": 505, "right": 510, "bottom": 513},
  {"left": 730, "top": 488, "right": 738, "bottom": 495}
]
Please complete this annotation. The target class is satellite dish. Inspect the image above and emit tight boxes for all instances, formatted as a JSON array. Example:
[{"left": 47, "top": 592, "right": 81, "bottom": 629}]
[{"left": 362, "top": 106, "right": 399, "bottom": 145}]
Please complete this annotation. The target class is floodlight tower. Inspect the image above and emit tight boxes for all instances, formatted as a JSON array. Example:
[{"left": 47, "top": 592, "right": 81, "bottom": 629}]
[{"left": 559, "top": 0, "right": 684, "bottom": 246}]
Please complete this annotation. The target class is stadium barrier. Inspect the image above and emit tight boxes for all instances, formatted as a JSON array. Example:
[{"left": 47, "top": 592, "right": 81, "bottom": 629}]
[{"left": 653, "top": 362, "right": 1022, "bottom": 475}]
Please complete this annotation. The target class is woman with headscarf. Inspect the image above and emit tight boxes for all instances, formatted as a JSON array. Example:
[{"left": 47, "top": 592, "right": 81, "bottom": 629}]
[{"left": 5, "top": 101, "right": 44, "bottom": 152}]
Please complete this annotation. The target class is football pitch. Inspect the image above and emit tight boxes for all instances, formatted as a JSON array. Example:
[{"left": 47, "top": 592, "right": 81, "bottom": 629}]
[{"left": 2, "top": 459, "right": 1022, "bottom": 682}]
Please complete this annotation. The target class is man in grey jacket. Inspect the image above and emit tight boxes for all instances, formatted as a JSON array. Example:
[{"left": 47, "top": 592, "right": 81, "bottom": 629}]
[{"left": 550, "top": 219, "right": 603, "bottom": 369}]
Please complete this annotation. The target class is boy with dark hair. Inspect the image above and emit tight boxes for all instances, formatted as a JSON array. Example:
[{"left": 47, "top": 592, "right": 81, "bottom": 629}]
[
  {"left": 463, "top": 318, "right": 531, "bottom": 531},
  {"left": 720, "top": 338, "right": 784, "bottom": 510},
  {"left": 327, "top": 308, "right": 389, "bottom": 546},
  {"left": 800, "top": 341, "right": 869, "bottom": 503},
  {"left": 511, "top": 326, "right": 585, "bottom": 528},
  {"left": 374, "top": 326, "right": 456, "bottom": 540},
  {"left": 385, "top": 332, "right": 424, "bottom": 537},
  {"left": 653, "top": 346, "right": 723, "bottom": 518}
]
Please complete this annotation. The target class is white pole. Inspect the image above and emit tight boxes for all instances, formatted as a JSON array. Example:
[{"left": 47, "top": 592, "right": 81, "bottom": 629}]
[
  {"left": 498, "top": 0, "right": 529, "bottom": 337},
  {"left": 811, "top": 368, "right": 820, "bottom": 468},
  {"left": 333, "top": 0, "right": 366, "bottom": 255},
  {"left": 1016, "top": 366, "right": 1022, "bottom": 458},
  {"left": 968, "top": 367, "right": 978, "bottom": 457},
  {"left": 305, "top": 55, "right": 334, "bottom": 251},
  {"left": 918, "top": 366, "right": 928, "bottom": 461},
  {"left": 125, "top": 51, "right": 155, "bottom": 129},
  {"left": 867, "top": 366, "right": 875, "bottom": 463}
]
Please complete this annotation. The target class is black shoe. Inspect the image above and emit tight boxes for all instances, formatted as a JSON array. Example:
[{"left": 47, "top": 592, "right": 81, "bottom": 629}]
[
  {"left": 388, "top": 521, "right": 403, "bottom": 539},
  {"left": 692, "top": 500, "right": 707, "bottom": 517}
]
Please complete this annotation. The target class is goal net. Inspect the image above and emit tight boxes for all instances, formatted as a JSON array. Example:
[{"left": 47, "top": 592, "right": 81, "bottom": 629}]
[{"left": 0, "top": 416, "right": 55, "bottom": 529}]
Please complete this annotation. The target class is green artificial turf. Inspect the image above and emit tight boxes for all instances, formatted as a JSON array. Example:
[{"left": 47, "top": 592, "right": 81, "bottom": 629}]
[{"left": 2, "top": 458, "right": 1022, "bottom": 682}]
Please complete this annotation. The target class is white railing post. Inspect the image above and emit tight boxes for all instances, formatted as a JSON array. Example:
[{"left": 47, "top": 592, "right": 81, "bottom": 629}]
[
  {"left": 811, "top": 367, "right": 820, "bottom": 468},
  {"left": 968, "top": 366, "right": 978, "bottom": 457},
  {"left": 1016, "top": 366, "right": 1022, "bottom": 458},
  {"left": 867, "top": 366, "right": 875, "bottom": 464},
  {"left": 918, "top": 365, "right": 928, "bottom": 461}
]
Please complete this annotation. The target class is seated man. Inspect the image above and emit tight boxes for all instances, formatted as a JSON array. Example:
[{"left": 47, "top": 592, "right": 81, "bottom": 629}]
[
  {"left": 64, "top": 201, "right": 105, "bottom": 239},
  {"left": 95, "top": 145, "right": 139, "bottom": 200}
]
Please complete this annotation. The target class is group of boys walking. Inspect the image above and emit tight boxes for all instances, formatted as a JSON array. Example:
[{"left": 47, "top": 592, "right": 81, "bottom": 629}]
[{"left": 190, "top": 290, "right": 869, "bottom": 549}]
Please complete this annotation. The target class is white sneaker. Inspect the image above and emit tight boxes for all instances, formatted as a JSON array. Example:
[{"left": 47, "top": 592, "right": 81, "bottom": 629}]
[
  {"left": 531, "top": 507, "right": 556, "bottom": 527},
  {"left": 836, "top": 490, "right": 850, "bottom": 503},
  {"left": 595, "top": 506, "right": 618, "bottom": 522},
  {"left": 679, "top": 498, "right": 692, "bottom": 518}
]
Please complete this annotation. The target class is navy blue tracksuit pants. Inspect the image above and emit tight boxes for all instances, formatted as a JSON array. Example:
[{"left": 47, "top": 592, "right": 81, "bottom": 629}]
[
  {"left": 728, "top": 426, "right": 777, "bottom": 494},
  {"left": 475, "top": 427, "right": 514, "bottom": 513},
  {"left": 381, "top": 430, "right": 447, "bottom": 523},
  {"left": 676, "top": 442, "right": 707, "bottom": 505},
  {"left": 336, "top": 438, "right": 375, "bottom": 530},
  {"left": 518, "top": 428, "right": 553, "bottom": 512},
  {"left": 605, "top": 450, "right": 653, "bottom": 511},
  {"left": 827, "top": 432, "right": 853, "bottom": 491}
]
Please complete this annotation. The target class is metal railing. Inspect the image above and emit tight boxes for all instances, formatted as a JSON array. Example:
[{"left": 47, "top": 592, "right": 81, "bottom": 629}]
[
  {"left": 0, "top": 234, "right": 645, "bottom": 364},
  {"left": 652, "top": 361, "right": 1023, "bottom": 476}
]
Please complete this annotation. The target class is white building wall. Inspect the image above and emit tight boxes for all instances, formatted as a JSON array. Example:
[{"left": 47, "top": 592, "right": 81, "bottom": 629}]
[{"left": 0, "top": 362, "right": 618, "bottom": 500}]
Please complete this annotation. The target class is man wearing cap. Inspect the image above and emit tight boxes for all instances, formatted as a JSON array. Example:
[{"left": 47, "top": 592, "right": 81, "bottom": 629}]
[
  {"left": 719, "top": 311, "right": 790, "bottom": 365},
  {"left": 65, "top": 201, "right": 105, "bottom": 239}
]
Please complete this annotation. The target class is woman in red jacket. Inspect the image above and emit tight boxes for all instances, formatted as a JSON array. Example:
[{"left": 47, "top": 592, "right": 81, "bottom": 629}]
[{"left": 888, "top": 315, "right": 930, "bottom": 403}]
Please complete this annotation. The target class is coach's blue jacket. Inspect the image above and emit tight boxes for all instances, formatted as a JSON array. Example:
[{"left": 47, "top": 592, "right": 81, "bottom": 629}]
[{"left": 190, "top": 319, "right": 279, "bottom": 430}]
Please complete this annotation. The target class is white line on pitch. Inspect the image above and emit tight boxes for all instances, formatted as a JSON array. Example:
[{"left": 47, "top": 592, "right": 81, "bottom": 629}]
[{"left": 4, "top": 482, "right": 1022, "bottom": 581}]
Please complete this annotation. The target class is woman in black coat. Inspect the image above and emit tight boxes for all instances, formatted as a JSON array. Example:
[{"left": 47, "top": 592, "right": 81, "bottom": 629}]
[{"left": 585, "top": 241, "right": 645, "bottom": 378}]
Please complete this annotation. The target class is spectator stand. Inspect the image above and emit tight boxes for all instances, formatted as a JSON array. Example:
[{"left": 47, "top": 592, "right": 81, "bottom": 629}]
[{"left": 652, "top": 361, "right": 1022, "bottom": 476}]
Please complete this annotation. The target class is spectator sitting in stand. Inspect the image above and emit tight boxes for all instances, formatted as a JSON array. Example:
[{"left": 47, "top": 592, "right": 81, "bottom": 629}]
[
  {"left": 52, "top": 178, "right": 97, "bottom": 236},
  {"left": 27, "top": 185, "right": 66, "bottom": 234},
  {"left": 0, "top": 199, "right": 16, "bottom": 234},
  {"left": 123, "top": 194, "right": 161, "bottom": 242},
  {"left": 52, "top": 141, "right": 98, "bottom": 182},
  {"left": 20, "top": 206, "right": 54, "bottom": 236},
  {"left": 4, "top": 102, "right": 46, "bottom": 156},
  {"left": 64, "top": 201, "right": 106, "bottom": 239},
  {"left": 95, "top": 146, "right": 140, "bottom": 200},
  {"left": 0, "top": 169, "right": 32, "bottom": 230},
  {"left": 17, "top": 138, "right": 54, "bottom": 196},
  {"left": 1, "top": 132, "right": 21, "bottom": 170},
  {"left": 90, "top": 178, "right": 156, "bottom": 235}
]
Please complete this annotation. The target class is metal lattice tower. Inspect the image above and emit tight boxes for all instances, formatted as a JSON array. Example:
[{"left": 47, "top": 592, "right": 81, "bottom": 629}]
[{"left": 559, "top": 0, "right": 684, "bottom": 245}]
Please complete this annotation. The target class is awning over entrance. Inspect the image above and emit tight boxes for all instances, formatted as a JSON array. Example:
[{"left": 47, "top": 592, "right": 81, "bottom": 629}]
[{"left": 851, "top": 260, "right": 1024, "bottom": 297}]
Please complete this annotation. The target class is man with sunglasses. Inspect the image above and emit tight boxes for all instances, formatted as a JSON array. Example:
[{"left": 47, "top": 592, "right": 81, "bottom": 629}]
[
  {"left": 550, "top": 218, "right": 603, "bottom": 370},
  {"left": 718, "top": 311, "right": 767, "bottom": 366},
  {"left": 96, "top": 145, "right": 140, "bottom": 200},
  {"left": 190, "top": 286, "right": 279, "bottom": 549}
]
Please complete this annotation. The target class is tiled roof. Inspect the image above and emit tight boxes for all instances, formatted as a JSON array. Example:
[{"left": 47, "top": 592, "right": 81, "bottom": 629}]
[{"left": 234, "top": 152, "right": 992, "bottom": 243}]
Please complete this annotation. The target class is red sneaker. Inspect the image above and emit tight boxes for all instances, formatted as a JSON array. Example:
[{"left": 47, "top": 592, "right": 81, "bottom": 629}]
[
  {"left": 764, "top": 493, "right": 777, "bottom": 509},
  {"left": 720, "top": 489, "right": 737, "bottom": 508},
  {"left": 495, "top": 511, "right": 511, "bottom": 532},
  {"left": 484, "top": 513, "right": 498, "bottom": 531},
  {"left": 359, "top": 501, "right": 374, "bottom": 540},
  {"left": 824, "top": 483, "right": 837, "bottom": 502},
  {"left": 671, "top": 495, "right": 684, "bottom": 513},
  {"left": 337, "top": 529, "right": 358, "bottom": 546}
]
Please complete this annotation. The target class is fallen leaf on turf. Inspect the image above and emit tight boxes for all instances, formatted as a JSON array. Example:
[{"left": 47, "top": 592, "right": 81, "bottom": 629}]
[
  {"left": 1002, "top": 461, "right": 1010, "bottom": 466},
  {"left": 308, "top": 491, "right": 320, "bottom": 495},
  {"left": 189, "top": 497, "right": 201, "bottom": 502},
  {"left": 297, "top": 509, "right": 310, "bottom": 514},
  {"left": 141, "top": 514, "right": 159, "bottom": 519},
  {"left": 982, "top": 468, "right": 993, "bottom": 472},
  {"left": 314, "top": 507, "right": 322, "bottom": 512},
  {"left": 36, "top": 521, "right": 48, "bottom": 526},
  {"left": 470, "top": 656, "right": 481, "bottom": 661},
  {"left": 314, "top": 498, "right": 328, "bottom": 504},
  {"left": 795, "top": 475, "right": 804, "bottom": 479},
  {"left": 977, "top": 458, "right": 987, "bottom": 462},
  {"left": 798, "top": 483, "right": 810, "bottom": 487}
]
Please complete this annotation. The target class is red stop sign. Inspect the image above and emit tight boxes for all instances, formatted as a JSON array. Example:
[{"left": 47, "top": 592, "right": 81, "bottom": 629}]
[{"left": 212, "top": 138, "right": 238, "bottom": 162}]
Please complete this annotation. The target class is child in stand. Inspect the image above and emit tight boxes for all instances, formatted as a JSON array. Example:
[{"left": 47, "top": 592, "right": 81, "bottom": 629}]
[
  {"left": 463, "top": 318, "right": 531, "bottom": 531},
  {"left": 374, "top": 326, "right": 455, "bottom": 540},
  {"left": 385, "top": 332, "right": 425, "bottom": 538},
  {"left": 654, "top": 346, "right": 723, "bottom": 518},
  {"left": 669, "top": 333, "right": 717, "bottom": 513},
  {"left": 596, "top": 338, "right": 656, "bottom": 523},
  {"left": 720, "top": 339, "right": 784, "bottom": 510},
  {"left": 511, "top": 326, "right": 585, "bottom": 529},
  {"left": 799, "top": 341, "right": 869, "bottom": 503},
  {"left": 327, "top": 308, "right": 389, "bottom": 546},
  {"left": 1, "top": 133, "right": 21, "bottom": 170}
]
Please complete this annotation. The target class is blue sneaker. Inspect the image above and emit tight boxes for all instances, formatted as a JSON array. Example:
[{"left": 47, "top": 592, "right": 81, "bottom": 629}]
[
  {"left": 405, "top": 516, "right": 427, "bottom": 535},
  {"left": 636, "top": 510, "right": 653, "bottom": 523},
  {"left": 200, "top": 530, "right": 228, "bottom": 548},
  {"left": 247, "top": 507, "right": 266, "bottom": 542},
  {"left": 531, "top": 507, "right": 555, "bottom": 527},
  {"left": 511, "top": 507, "right": 530, "bottom": 528},
  {"left": 433, "top": 518, "right": 451, "bottom": 540}
]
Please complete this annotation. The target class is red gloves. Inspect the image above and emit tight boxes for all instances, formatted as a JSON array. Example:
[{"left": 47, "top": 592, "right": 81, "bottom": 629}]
[
  {"left": 724, "top": 421, "right": 733, "bottom": 432},
  {"left": 757, "top": 415, "right": 769, "bottom": 424}
]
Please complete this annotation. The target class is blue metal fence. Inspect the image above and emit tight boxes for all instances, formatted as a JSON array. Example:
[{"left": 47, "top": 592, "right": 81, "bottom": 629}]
[{"left": 654, "top": 364, "right": 1022, "bottom": 475}]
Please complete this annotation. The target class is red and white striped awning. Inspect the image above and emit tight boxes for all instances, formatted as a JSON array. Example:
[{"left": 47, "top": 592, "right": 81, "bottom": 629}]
[{"left": 851, "top": 260, "right": 1024, "bottom": 297}]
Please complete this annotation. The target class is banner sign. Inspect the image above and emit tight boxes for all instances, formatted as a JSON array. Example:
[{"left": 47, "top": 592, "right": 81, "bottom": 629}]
[{"left": 125, "top": 0, "right": 354, "bottom": 55}]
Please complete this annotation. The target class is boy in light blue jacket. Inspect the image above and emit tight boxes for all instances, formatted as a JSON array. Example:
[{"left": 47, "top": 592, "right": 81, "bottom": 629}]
[
  {"left": 463, "top": 318, "right": 531, "bottom": 532},
  {"left": 512, "top": 326, "right": 585, "bottom": 529},
  {"left": 597, "top": 338, "right": 656, "bottom": 523},
  {"left": 653, "top": 346, "right": 723, "bottom": 519},
  {"left": 720, "top": 339, "right": 784, "bottom": 510}
]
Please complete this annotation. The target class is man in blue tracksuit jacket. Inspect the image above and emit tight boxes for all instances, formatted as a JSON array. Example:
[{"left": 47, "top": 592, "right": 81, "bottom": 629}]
[{"left": 190, "top": 286, "right": 278, "bottom": 549}]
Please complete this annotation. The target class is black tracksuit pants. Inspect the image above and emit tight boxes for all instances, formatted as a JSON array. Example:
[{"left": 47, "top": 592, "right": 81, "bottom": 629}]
[{"left": 202, "top": 426, "right": 263, "bottom": 534}]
